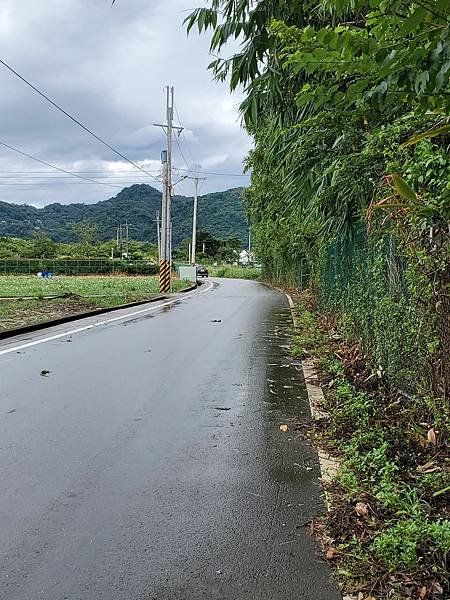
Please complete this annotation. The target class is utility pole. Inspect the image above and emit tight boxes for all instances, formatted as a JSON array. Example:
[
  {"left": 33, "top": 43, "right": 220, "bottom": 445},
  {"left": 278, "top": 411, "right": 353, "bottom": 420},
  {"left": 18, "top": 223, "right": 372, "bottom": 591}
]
[
  {"left": 125, "top": 220, "right": 129, "bottom": 258},
  {"left": 184, "top": 167, "right": 206, "bottom": 265},
  {"left": 154, "top": 87, "right": 183, "bottom": 293},
  {"left": 153, "top": 211, "right": 161, "bottom": 261}
]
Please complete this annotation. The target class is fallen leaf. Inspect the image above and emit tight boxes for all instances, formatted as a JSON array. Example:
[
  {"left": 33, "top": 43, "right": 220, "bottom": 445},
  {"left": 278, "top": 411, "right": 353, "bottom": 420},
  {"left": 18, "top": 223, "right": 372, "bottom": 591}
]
[
  {"left": 427, "top": 428, "right": 437, "bottom": 445},
  {"left": 355, "top": 502, "right": 369, "bottom": 517},
  {"left": 325, "top": 547, "right": 335, "bottom": 560},
  {"left": 416, "top": 460, "right": 439, "bottom": 474},
  {"left": 419, "top": 586, "right": 428, "bottom": 599},
  {"left": 430, "top": 581, "right": 443, "bottom": 595},
  {"left": 279, "top": 424, "right": 288, "bottom": 432},
  {"left": 418, "top": 434, "right": 428, "bottom": 449}
]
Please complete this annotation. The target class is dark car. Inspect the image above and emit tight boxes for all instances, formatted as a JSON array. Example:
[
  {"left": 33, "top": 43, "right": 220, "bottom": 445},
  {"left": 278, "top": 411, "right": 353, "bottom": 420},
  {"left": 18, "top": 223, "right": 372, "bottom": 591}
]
[{"left": 196, "top": 266, "right": 209, "bottom": 278}]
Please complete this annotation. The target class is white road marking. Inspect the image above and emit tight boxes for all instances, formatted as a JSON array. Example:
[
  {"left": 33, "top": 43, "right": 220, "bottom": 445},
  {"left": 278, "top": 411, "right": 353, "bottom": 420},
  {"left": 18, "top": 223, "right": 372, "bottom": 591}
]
[{"left": 0, "top": 279, "right": 214, "bottom": 357}]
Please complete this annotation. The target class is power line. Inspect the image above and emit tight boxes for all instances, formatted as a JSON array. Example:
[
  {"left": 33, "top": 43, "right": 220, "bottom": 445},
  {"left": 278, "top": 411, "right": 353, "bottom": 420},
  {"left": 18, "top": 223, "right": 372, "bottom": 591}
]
[
  {"left": 174, "top": 133, "right": 191, "bottom": 171},
  {"left": 0, "top": 181, "right": 150, "bottom": 186},
  {"left": 0, "top": 58, "right": 160, "bottom": 182},
  {"left": 0, "top": 141, "right": 124, "bottom": 189},
  {"left": 0, "top": 174, "right": 160, "bottom": 179},
  {"left": 0, "top": 170, "right": 161, "bottom": 176},
  {"left": 176, "top": 166, "right": 249, "bottom": 177},
  {"left": 174, "top": 101, "right": 198, "bottom": 168}
]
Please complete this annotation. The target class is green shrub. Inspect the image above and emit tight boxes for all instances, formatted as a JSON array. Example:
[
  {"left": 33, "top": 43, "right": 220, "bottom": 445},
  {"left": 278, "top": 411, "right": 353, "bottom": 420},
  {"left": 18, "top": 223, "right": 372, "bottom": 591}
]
[{"left": 371, "top": 518, "right": 450, "bottom": 571}]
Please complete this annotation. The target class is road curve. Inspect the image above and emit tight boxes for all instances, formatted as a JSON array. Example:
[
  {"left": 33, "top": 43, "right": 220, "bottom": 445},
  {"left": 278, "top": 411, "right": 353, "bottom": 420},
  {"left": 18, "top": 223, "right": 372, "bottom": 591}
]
[{"left": 0, "top": 278, "right": 340, "bottom": 600}]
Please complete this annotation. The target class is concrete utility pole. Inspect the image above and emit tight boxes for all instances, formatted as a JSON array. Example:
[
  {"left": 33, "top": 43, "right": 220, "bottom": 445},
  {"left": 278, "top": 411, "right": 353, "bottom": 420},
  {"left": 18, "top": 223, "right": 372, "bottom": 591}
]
[
  {"left": 116, "top": 222, "right": 130, "bottom": 259},
  {"left": 153, "top": 211, "right": 161, "bottom": 261},
  {"left": 184, "top": 167, "right": 206, "bottom": 265},
  {"left": 124, "top": 220, "right": 130, "bottom": 258},
  {"left": 154, "top": 87, "right": 183, "bottom": 293}
]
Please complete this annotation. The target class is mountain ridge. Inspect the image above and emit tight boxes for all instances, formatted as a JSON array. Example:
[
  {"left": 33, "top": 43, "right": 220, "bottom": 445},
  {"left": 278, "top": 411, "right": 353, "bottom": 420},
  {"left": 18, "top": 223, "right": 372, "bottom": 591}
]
[{"left": 0, "top": 184, "right": 248, "bottom": 246}]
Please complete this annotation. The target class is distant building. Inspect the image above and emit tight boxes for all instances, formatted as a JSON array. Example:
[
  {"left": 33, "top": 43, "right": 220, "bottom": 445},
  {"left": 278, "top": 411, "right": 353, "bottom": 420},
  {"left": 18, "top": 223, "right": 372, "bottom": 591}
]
[{"left": 239, "top": 250, "right": 255, "bottom": 265}]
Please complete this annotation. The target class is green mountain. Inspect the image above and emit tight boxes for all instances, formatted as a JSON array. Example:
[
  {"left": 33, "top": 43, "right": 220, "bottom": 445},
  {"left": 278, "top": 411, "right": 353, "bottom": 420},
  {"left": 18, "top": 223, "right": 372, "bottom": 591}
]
[{"left": 0, "top": 185, "right": 248, "bottom": 247}]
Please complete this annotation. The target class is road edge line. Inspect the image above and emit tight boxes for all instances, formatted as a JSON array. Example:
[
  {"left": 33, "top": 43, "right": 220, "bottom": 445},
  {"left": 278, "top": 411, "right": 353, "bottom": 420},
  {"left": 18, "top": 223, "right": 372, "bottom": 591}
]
[
  {"left": 0, "top": 281, "right": 204, "bottom": 341},
  {"left": 0, "top": 280, "right": 214, "bottom": 356},
  {"left": 0, "top": 295, "right": 167, "bottom": 341}
]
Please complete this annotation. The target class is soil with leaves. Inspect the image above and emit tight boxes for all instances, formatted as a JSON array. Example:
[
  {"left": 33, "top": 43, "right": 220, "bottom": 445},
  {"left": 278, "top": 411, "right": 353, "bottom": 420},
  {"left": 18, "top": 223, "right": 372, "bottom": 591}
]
[{"left": 290, "top": 291, "right": 449, "bottom": 600}]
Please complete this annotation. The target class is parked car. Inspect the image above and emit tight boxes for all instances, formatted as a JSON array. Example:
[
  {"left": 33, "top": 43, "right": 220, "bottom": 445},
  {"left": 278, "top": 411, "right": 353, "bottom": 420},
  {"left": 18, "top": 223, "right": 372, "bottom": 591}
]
[{"left": 196, "top": 266, "right": 209, "bottom": 278}]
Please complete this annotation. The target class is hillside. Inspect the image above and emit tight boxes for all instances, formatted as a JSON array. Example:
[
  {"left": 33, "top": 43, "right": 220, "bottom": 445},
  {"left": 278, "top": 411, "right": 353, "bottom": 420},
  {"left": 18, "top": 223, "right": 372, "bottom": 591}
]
[{"left": 0, "top": 185, "right": 248, "bottom": 246}]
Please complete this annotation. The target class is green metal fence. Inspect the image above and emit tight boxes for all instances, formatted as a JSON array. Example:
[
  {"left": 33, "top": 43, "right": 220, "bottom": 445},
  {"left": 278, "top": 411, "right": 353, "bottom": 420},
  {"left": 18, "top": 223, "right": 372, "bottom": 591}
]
[
  {"left": 320, "top": 227, "right": 424, "bottom": 396},
  {"left": 0, "top": 259, "right": 158, "bottom": 276},
  {"left": 263, "top": 256, "right": 310, "bottom": 290}
]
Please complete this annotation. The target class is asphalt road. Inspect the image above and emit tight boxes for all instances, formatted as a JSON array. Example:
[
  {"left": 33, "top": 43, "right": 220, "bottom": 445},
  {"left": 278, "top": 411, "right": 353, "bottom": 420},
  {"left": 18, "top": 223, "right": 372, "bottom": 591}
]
[{"left": 0, "top": 278, "right": 340, "bottom": 600}]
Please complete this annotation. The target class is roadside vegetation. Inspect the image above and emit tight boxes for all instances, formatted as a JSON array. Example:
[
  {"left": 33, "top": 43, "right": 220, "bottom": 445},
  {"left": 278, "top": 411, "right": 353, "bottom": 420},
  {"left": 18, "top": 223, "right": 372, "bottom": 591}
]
[
  {"left": 0, "top": 230, "right": 158, "bottom": 261},
  {"left": 187, "top": 0, "right": 450, "bottom": 597},
  {"left": 292, "top": 292, "right": 449, "bottom": 599},
  {"left": 0, "top": 275, "right": 189, "bottom": 331},
  {"left": 208, "top": 266, "right": 261, "bottom": 279}
]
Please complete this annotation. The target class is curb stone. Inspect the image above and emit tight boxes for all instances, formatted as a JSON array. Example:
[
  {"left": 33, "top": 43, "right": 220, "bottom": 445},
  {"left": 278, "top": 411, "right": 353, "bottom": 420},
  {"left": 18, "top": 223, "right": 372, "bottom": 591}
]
[
  {"left": 286, "top": 292, "right": 357, "bottom": 600},
  {"left": 285, "top": 292, "right": 341, "bottom": 498},
  {"left": 0, "top": 281, "right": 201, "bottom": 341}
]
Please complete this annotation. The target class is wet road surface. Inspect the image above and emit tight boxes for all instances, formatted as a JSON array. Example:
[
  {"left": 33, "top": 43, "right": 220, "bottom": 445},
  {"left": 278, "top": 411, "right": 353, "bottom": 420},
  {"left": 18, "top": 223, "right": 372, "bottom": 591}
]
[{"left": 0, "top": 278, "right": 340, "bottom": 599}]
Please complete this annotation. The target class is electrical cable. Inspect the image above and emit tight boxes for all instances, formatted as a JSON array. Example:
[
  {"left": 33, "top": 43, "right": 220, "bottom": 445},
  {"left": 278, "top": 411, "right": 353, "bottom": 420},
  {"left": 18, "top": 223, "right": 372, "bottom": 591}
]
[
  {"left": 0, "top": 141, "right": 124, "bottom": 189},
  {"left": 174, "top": 101, "right": 198, "bottom": 168},
  {"left": 0, "top": 174, "right": 160, "bottom": 179},
  {"left": 0, "top": 58, "right": 160, "bottom": 182},
  {"left": 176, "top": 167, "right": 249, "bottom": 177},
  {"left": 174, "top": 134, "right": 191, "bottom": 171},
  {"left": 0, "top": 181, "right": 155, "bottom": 186}
]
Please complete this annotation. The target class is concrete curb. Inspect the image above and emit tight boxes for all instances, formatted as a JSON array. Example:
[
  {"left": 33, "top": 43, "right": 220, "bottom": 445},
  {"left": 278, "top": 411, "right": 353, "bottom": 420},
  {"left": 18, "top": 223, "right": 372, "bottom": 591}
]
[
  {"left": 0, "top": 295, "right": 167, "bottom": 341},
  {"left": 285, "top": 293, "right": 340, "bottom": 504},
  {"left": 287, "top": 292, "right": 358, "bottom": 600},
  {"left": 0, "top": 281, "right": 201, "bottom": 341}
]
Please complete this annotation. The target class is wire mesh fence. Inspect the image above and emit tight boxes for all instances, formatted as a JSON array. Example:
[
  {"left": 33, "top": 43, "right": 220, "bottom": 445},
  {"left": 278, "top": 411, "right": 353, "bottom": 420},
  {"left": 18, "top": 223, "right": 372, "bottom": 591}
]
[
  {"left": 263, "top": 256, "right": 310, "bottom": 290},
  {"left": 320, "top": 226, "right": 430, "bottom": 396},
  {"left": 0, "top": 259, "right": 158, "bottom": 276}
]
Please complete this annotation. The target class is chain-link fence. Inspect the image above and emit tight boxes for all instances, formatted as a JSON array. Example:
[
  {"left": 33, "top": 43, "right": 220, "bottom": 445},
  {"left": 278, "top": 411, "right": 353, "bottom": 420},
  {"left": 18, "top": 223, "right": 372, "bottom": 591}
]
[
  {"left": 263, "top": 256, "right": 310, "bottom": 290},
  {"left": 0, "top": 259, "right": 158, "bottom": 276},
  {"left": 320, "top": 226, "right": 431, "bottom": 396}
]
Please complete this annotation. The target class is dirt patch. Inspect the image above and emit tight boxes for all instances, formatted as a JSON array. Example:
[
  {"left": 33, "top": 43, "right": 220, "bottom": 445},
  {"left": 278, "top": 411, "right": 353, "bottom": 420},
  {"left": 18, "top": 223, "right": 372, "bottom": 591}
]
[{"left": 0, "top": 297, "right": 99, "bottom": 331}]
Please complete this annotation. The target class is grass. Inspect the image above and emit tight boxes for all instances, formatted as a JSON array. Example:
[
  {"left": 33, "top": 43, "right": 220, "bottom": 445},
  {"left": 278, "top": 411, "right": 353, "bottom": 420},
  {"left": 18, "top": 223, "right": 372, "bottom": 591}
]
[
  {"left": 0, "top": 274, "right": 189, "bottom": 299},
  {"left": 0, "top": 275, "right": 190, "bottom": 331},
  {"left": 209, "top": 265, "right": 261, "bottom": 279},
  {"left": 290, "top": 291, "right": 450, "bottom": 599}
]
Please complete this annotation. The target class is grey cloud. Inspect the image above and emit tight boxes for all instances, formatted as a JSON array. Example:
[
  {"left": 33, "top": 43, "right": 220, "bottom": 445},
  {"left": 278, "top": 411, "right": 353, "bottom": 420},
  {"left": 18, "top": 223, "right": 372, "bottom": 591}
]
[{"left": 0, "top": 0, "right": 251, "bottom": 208}]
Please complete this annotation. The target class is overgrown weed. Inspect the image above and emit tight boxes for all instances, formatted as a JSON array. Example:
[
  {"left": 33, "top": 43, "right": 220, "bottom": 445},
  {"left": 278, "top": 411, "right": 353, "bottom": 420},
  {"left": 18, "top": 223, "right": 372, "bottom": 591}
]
[{"left": 290, "top": 292, "right": 450, "bottom": 598}]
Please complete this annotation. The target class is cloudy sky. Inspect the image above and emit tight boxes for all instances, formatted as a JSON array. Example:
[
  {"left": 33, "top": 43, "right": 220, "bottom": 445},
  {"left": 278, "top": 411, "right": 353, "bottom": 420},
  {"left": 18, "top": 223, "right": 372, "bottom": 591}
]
[{"left": 0, "top": 0, "right": 252, "bottom": 207}]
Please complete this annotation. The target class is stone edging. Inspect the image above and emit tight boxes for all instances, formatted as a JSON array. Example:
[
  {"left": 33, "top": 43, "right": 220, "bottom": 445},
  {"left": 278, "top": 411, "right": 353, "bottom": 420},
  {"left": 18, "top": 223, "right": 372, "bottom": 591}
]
[
  {"left": 285, "top": 292, "right": 359, "bottom": 600},
  {"left": 285, "top": 293, "right": 340, "bottom": 502},
  {"left": 0, "top": 281, "right": 200, "bottom": 341}
]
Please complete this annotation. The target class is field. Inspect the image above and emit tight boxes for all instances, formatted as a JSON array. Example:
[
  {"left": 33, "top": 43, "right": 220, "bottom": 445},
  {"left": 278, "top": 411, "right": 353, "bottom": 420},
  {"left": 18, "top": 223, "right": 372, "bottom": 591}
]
[{"left": 0, "top": 275, "right": 189, "bottom": 331}]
